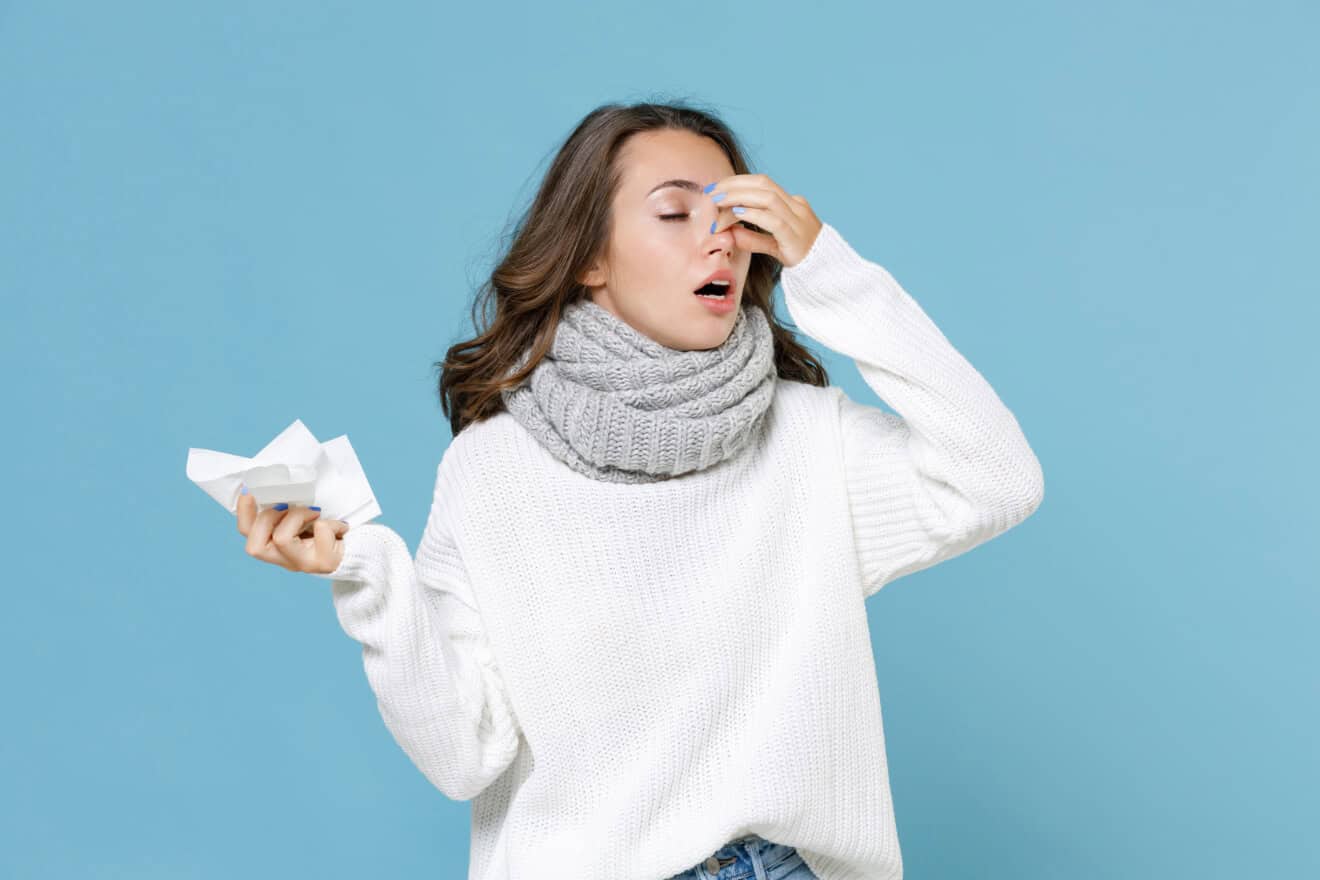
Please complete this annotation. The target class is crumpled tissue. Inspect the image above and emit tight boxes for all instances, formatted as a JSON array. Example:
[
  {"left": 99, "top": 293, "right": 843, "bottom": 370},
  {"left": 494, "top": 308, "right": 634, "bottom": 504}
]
[{"left": 186, "top": 418, "right": 381, "bottom": 527}]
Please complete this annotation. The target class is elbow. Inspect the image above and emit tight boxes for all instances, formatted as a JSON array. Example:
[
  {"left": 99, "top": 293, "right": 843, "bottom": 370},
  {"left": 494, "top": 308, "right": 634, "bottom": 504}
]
[
  {"left": 435, "top": 771, "right": 497, "bottom": 803},
  {"left": 1022, "top": 449, "right": 1045, "bottom": 518},
  {"left": 973, "top": 450, "right": 1045, "bottom": 537},
  {"left": 997, "top": 414, "right": 1046, "bottom": 527},
  {"left": 413, "top": 720, "right": 522, "bottom": 804},
  {"left": 406, "top": 734, "right": 519, "bottom": 803},
  {"left": 438, "top": 738, "right": 521, "bottom": 802},
  {"left": 1004, "top": 450, "right": 1045, "bottom": 528},
  {"left": 377, "top": 699, "right": 521, "bottom": 803}
]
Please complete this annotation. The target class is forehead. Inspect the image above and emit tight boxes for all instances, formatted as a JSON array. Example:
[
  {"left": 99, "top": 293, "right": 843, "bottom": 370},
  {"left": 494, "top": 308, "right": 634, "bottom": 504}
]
[{"left": 617, "top": 130, "right": 733, "bottom": 198}]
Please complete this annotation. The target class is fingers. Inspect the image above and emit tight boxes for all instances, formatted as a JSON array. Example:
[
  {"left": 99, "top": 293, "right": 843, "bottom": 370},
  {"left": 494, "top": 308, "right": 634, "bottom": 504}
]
[
  {"left": 269, "top": 505, "right": 325, "bottom": 569},
  {"left": 275, "top": 515, "right": 348, "bottom": 574},
  {"left": 311, "top": 518, "right": 348, "bottom": 574},
  {"left": 236, "top": 487, "right": 352, "bottom": 573},
  {"left": 708, "top": 172, "right": 790, "bottom": 201},
  {"left": 728, "top": 222, "right": 782, "bottom": 261},
  {"left": 712, "top": 198, "right": 799, "bottom": 263},
  {"left": 713, "top": 201, "right": 796, "bottom": 238},
  {"left": 244, "top": 498, "right": 276, "bottom": 554},
  {"left": 244, "top": 500, "right": 288, "bottom": 566},
  {"left": 704, "top": 174, "right": 821, "bottom": 266},
  {"left": 708, "top": 173, "right": 797, "bottom": 217},
  {"left": 236, "top": 491, "right": 256, "bottom": 536},
  {"left": 710, "top": 189, "right": 798, "bottom": 240},
  {"left": 242, "top": 502, "right": 324, "bottom": 572}
]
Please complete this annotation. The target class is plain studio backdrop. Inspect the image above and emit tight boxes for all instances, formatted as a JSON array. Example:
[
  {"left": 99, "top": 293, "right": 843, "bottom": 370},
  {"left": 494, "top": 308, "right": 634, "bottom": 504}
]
[{"left": 1, "top": 1, "right": 1314, "bottom": 877}]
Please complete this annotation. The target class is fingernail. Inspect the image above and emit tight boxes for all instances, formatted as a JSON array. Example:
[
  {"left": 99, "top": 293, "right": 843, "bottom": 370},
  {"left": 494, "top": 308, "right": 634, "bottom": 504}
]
[
  {"left": 710, "top": 221, "right": 717, "bottom": 233},
  {"left": 309, "top": 506, "right": 321, "bottom": 512},
  {"left": 274, "top": 503, "right": 288, "bottom": 511},
  {"left": 702, "top": 182, "right": 716, "bottom": 193},
  {"left": 239, "top": 487, "right": 248, "bottom": 495},
  {"left": 732, "top": 206, "right": 745, "bottom": 215},
  {"left": 711, "top": 192, "right": 726, "bottom": 203}
]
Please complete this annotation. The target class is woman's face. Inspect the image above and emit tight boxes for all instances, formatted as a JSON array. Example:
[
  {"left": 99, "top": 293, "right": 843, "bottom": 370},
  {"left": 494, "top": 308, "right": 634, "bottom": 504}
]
[{"left": 579, "top": 129, "right": 750, "bottom": 351}]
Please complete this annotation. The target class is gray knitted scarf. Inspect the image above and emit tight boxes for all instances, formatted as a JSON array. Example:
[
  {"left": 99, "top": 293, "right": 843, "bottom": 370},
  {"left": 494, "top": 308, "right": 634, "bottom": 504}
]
[{"left": 501, "top": 298, "right": 778, "bottom": 483}]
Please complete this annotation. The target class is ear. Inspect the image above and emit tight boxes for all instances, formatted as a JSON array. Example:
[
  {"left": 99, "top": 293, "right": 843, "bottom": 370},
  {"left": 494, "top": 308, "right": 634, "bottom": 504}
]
[{"left": 578, "top": 260, "right": 606, "bottom": 288}]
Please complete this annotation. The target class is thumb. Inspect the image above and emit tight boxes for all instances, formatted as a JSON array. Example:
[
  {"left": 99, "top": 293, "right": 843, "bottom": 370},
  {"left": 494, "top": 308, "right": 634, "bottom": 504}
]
[{"left": 312, "top": 517, "right": 348, "bottom": 563}]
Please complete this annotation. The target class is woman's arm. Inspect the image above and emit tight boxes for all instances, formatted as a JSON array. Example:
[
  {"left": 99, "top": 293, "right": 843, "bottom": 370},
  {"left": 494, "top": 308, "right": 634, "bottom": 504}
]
[
  {"left": 780, "top": 222, "right": 1045, "bottom": 598},
  {"left": 309, "top": 467, "right": 521, "bottom": 800}
]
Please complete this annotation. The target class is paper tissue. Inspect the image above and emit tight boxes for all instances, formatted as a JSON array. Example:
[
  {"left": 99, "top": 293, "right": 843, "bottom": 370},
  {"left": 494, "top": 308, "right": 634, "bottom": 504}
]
[{"left": 186, "top": 418, "right": 381, "bottom": 527}]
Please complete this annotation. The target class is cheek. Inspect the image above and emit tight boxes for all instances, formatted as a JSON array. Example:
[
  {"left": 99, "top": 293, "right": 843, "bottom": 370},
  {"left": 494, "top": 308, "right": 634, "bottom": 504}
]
[{"left": 629, "top": 239, "right": 679, "bottom": 285}]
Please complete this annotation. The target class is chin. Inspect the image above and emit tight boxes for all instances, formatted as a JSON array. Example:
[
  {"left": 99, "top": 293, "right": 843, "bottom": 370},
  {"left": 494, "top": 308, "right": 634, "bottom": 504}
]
[{"left": 685, "top": 323, "right": 736, "bottom": 351}]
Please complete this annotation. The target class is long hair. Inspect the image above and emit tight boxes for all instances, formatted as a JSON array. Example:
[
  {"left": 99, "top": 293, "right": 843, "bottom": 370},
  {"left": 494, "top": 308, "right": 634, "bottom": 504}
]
[{"left": 436, "top": 99, "right": 831, "bottom": 437}]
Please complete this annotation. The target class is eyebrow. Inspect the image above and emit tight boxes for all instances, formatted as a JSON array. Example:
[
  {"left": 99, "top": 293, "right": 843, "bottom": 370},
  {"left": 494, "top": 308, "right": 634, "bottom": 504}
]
[{"left": 646, "top": 178, "right": 703, "bottom": 197}]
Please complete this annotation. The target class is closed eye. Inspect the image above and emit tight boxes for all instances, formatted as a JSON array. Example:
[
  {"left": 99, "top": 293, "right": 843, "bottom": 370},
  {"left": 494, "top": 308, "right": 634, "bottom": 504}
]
[{"left": 659, "top": 213, "right": 690, "bottom": 221}]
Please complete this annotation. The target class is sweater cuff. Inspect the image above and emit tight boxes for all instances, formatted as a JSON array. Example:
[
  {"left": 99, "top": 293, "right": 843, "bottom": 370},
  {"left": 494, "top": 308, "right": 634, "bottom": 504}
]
[
  {"left": 306, "top": 523, "right": 397, "bottom": 584},
  {"left": 780, "top": 221, "right": 874, "bottom": 306}
]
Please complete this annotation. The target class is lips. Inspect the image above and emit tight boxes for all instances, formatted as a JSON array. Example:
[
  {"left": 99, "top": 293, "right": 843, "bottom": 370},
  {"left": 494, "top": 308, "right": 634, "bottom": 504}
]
[{"left": 694, "top": 268, "right": 736, "bottom": 295}]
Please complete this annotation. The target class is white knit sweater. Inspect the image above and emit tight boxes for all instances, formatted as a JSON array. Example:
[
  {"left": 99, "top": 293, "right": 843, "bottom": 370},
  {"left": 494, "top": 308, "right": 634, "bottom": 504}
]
[{"left": 313, "top": 222, "right": 1045, "bottom": 880}]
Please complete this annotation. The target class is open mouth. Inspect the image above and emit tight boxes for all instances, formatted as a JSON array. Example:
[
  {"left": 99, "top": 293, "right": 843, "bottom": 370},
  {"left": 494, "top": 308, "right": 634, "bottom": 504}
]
[{"left": 693, "top": 280, "right": 732, "bottom": 299}]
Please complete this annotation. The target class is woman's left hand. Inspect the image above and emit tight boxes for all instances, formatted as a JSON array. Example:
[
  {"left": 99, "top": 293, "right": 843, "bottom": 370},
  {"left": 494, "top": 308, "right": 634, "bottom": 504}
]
[{"left": 707, "top": 173, "right": 824, "bottom": 268}]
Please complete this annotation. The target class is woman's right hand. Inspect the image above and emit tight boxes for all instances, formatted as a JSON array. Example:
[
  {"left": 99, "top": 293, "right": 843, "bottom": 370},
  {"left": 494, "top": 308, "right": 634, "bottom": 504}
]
[{"left": 236, "top": 493, "right": 350, "bottom": 575}]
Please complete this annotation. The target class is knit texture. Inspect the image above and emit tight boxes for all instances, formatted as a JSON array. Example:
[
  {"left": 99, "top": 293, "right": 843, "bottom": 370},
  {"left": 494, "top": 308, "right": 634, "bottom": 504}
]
[
  {"left": 312, "top": 222, "right": 1045, "bottom": 880},
  {"left": 499, "top": 295, "right": 777, "bottom": 483}
]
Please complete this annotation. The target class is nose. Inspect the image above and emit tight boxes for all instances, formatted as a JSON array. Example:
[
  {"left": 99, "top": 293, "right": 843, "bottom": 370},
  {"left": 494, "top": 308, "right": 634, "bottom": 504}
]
[{"left": 707, "top": 224, "right": 735, "bottom": 255}]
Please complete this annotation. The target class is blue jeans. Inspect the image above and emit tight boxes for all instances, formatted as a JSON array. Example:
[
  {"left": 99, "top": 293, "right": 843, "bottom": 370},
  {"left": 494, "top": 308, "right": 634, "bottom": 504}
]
[{"left": 666, "top": 833, "right": 819, "bottom": 879}]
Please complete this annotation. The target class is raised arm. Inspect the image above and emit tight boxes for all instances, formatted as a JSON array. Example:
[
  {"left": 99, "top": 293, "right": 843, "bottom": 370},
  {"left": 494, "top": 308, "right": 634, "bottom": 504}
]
[
  {"left": 780, "top": 222, "right": 1045, "bottom": 598},
  {"left": 310, "top": 465, "right": 521, "bottom": 800}
]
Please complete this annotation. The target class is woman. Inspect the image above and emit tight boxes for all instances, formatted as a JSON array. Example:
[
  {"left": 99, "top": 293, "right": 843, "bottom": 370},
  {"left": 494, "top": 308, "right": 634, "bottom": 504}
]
[{"left": 235, "top": 101, "right": 1044, "bottom": 880}]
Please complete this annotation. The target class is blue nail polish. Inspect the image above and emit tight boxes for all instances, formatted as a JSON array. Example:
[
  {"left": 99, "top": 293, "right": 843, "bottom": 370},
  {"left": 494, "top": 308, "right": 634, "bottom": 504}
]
[
  {"left": 702, "top": 182, "right": 716, "bottom": 193},
  {"left": 712, "top": 192, "right": 726, "bottom": 204},
  {"left": 310, "top": 506, "right": 321, "bottom": 512},
  {"left": 732, "top": 206, "right": 746, "bottom": 215},
  {"left": 274, "top": 503, "right": 288, "bottom": 511},
  {"left": 240, "top": 487, "right": 248, "bottom": 495},
  {"left": 710, "top": 221, "right": 717, "bottom": 233}
]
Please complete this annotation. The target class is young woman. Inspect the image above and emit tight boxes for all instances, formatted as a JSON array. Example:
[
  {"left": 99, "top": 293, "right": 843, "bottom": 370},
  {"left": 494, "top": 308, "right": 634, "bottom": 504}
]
[{"left": 235, "top": 102, "right": 1045, "bottom": 880}]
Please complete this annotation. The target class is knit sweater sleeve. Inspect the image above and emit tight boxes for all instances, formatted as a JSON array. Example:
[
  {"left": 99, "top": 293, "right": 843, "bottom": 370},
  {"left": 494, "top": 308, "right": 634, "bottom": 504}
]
[
  {"left": 306, "top": 468, "right": 522, "bottom": 800},
  {"left": 779, "top": 221, "right": 1045, "bottom": 598}
]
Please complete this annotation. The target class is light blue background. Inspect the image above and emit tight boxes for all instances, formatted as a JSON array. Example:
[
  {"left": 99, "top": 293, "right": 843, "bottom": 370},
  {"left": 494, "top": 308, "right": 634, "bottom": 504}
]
[{"left": 2, "top": 1, "right": 1315, "bottom": 877}]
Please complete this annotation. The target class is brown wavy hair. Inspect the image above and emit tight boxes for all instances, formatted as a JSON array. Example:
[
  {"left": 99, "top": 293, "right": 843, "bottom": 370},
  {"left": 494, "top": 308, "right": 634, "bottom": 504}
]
[{"left": 435, "top": 98, "right": 831, "bottom": 438}]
